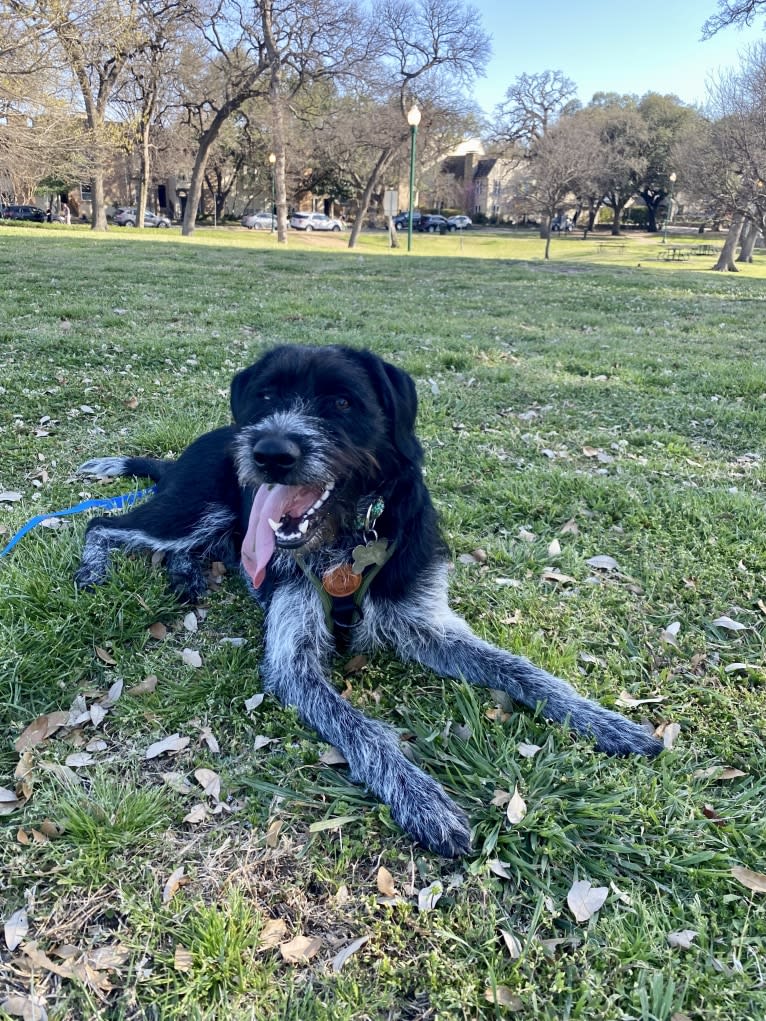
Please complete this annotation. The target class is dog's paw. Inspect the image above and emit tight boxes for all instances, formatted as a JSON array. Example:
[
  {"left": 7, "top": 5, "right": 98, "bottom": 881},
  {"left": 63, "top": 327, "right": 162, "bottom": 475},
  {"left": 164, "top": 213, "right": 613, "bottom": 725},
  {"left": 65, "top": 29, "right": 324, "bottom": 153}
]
[
  {"left": 166, "top": 554, "right": 207, "bottom": 605},
  {"left": 77, "top": 456, "right": 128, "bottom": 478},
  {"left": 391, "top": 772, "right": 472, "bottom": 857},
  {"left": 592, "top": 711, "right": 664, "bottom": 758},
  {"left": 74, "top": 564, "right": 105, "bottom": 590}
]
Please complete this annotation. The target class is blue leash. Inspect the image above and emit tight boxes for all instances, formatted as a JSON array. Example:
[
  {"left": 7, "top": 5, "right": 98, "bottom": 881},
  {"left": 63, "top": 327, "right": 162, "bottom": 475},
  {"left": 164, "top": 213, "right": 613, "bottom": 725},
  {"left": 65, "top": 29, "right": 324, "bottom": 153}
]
[{"left": 0, "top": 485, "right": 157, "bottom": 559}]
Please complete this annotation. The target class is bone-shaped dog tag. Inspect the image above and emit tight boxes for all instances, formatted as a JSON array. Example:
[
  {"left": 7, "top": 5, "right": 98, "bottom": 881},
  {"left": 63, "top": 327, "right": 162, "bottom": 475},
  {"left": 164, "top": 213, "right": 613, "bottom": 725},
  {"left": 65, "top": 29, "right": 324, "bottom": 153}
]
[{"left": 351, "top": 539, "right": 390, "bottom": 574}]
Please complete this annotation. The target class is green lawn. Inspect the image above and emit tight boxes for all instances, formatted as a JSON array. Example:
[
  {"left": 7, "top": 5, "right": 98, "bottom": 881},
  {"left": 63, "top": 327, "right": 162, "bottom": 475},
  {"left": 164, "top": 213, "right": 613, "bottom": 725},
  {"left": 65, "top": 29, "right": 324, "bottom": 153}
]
[{"left": 0, "top": 223, "right": 765, "bottom": 1020}]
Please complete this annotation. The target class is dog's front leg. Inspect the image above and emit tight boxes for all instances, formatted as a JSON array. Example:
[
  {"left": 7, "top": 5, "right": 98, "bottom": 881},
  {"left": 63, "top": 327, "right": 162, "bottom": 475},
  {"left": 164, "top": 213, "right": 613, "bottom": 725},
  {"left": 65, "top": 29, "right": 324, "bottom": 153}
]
[
  {"left": 368, "top": 593, "right": 663, "bottom": 759},
  {"left": 260, "top": 583, "right": 472, "bottom": 856}
]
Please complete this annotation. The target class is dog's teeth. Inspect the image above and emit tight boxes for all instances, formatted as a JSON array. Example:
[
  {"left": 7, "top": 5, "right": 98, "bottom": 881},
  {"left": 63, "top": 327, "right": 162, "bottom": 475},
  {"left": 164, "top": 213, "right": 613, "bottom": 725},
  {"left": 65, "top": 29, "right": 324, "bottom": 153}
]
[
  {"left": 298, "top": 520, "right": 309, "bottom": 534},
  {"left": 268, "top": 518, "right": 280, "bottom": 532}
]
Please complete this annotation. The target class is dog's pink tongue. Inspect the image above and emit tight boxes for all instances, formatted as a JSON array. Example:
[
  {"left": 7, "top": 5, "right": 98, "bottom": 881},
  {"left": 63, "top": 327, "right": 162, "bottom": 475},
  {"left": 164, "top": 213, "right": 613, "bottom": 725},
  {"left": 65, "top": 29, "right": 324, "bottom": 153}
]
[{"left": 241, "top": 483, "right": 319, "bottom": 588}]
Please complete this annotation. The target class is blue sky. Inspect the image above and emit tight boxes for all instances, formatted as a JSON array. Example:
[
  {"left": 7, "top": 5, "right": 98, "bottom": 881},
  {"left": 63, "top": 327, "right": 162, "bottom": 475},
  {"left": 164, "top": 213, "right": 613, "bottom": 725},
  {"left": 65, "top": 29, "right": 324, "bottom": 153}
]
[{"left": 469, "top": 0, "right": 766, "bottom": 114}]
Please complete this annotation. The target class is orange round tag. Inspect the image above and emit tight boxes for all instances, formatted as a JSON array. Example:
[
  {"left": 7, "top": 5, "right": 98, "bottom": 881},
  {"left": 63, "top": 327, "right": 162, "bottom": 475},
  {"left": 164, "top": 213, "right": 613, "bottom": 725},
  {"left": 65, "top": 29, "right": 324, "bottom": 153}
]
[{"left": 322, "top": 564, "right": 362, "bottom": 597}]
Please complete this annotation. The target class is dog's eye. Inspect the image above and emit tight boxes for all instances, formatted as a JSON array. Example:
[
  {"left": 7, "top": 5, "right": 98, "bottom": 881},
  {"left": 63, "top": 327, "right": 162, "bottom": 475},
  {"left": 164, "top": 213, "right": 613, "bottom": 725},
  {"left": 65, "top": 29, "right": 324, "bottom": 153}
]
[{"left": 335, "top": 396, "right": 351, "bottom": 411}]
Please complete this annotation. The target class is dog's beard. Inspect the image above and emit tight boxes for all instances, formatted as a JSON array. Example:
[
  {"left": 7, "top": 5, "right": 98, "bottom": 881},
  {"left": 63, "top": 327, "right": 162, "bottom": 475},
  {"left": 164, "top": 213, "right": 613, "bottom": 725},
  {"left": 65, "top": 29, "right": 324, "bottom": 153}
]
[{"left": 241, "top": 481, "right": 336, "bottom": 588}]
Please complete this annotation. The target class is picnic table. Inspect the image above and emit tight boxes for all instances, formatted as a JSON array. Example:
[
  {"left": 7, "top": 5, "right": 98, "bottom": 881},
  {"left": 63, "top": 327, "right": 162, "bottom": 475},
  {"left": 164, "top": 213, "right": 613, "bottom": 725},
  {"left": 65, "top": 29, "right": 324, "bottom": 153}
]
[
  {"left": 596, "top": 240, "right": 626, "bottom": 253},
  {"left": 659, "top": 245, "right": 691, "bottom": 261},
  {"left": 694, "top": 243, "right": 718, "bottom": 256}
]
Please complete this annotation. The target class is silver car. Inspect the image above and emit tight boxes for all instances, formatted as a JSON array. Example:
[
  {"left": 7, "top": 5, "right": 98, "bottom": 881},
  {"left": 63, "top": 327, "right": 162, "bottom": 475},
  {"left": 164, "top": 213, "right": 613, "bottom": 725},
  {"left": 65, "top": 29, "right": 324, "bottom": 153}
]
[
  {"left": 241, "top": 211, "right": 277, "bottom": 230},
  {"left": 113, "top": 206, "right": 171, "bottom": 228},
  {"left": 289, "top": 211, "right": 344, "bottom": 232}
]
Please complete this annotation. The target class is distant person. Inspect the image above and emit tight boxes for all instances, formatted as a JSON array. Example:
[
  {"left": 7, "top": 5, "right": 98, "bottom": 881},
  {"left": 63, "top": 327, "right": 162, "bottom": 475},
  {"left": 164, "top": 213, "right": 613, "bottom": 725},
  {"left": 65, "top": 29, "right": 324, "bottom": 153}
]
[
  {"left": 61, "top": 202, "right": 71, "bottom": 225},
  {"left": 46, "top": 206, "right": 52, "bottom": 222}
]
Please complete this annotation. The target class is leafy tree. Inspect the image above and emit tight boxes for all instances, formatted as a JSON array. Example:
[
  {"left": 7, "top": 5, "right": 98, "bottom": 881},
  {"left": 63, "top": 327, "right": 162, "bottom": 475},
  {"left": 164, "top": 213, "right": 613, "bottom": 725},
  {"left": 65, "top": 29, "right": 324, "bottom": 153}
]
[{"left": 634, "top": 92, "right": 700, "bottom": 232}]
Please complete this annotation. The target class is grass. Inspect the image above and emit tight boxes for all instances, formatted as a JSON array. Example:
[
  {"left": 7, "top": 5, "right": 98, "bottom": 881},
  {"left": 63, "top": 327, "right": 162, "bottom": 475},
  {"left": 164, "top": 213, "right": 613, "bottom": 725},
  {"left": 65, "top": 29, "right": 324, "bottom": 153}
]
[{"left": 0, "top": 222, "right": 765, "bottom": 1020}]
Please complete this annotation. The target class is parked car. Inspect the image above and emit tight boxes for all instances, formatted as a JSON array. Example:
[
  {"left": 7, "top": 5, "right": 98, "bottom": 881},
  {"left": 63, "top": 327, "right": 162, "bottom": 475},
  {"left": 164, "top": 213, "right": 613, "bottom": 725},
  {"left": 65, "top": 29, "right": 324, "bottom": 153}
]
[
  {"left": 289, "top": 211, "right": 344, "bottom": 232},
  {"left": 551, "top": 214, "right": 574, "bottom": 232},
  {"left": 1, "top": 204, "right": 46, "bottom": 222},
  {"left": 447, "top": 214, "right": 472, "bottom": 230},
  {"left": 393, "top": 211, "right": 421, "bottom": 231},
  {"left": 241, "top": 211, "right": 277, "bottom": 230},
  {"left": 113, "top": 206, "right": 171, "bottom": 228},
  {"left": 416, "top": 214, "right": 450, "bottom": 233}
]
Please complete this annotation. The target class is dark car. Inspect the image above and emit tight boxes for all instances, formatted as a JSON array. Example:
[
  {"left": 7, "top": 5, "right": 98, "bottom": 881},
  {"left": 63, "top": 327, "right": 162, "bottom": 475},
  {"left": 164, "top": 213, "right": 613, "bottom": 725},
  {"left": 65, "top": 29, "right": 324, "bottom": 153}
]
[
  {"left": 1, "top": 204, "right": 46, "bottom": 222},
  {"left": 416, "top": 214, "right": 450, "bottom": 233},
  {"left": 393, "top": 211, "right": 421, "bottom": 231}
]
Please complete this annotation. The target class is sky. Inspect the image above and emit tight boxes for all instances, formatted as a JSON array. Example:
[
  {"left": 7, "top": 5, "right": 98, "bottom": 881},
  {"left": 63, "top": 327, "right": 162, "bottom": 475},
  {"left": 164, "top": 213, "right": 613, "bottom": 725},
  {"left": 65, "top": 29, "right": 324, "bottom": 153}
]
[{"left": 469, "top": 0, "right": 766, "bottom": 115}]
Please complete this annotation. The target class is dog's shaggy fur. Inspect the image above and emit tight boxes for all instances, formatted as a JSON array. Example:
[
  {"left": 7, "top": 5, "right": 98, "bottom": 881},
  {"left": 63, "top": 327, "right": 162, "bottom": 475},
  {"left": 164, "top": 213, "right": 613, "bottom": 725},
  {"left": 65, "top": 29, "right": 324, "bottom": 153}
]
[{"left": 77, "top": 344, "right": 661, "bottom": 856}]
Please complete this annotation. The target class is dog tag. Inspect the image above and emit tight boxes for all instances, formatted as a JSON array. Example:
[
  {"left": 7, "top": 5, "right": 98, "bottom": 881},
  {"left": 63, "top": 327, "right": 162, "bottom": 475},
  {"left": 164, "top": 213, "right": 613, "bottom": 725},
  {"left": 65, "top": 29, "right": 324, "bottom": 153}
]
[
  {"left": 322, "top": 564, "right": 362, "bottom": 597},
  {"left": 351, "top": 539, "right": 389, "bottom": 574}
]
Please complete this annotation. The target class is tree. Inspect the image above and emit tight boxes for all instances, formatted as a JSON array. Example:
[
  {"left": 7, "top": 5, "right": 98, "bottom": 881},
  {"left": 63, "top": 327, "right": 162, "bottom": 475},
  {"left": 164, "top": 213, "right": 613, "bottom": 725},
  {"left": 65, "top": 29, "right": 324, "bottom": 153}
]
[
  {"left": 527, "top": 115, "right": 599, "bottom": 258},
  {"left": 493, "top": 70, "right": 578, "bottom": 149},
  {"left": 702, "top": 0, "right": 766, "bottom": 36},
  {"left": 706, "top": 44, "right": 766, "bottom": 269},
  {"left": 7, "top": 0, "right": 177, "bottom": 230},
  {"left": 590, "top": 103, "right": 648, "bottom": 235},
  {"left": 345, "top": 0, "right": 490, "bottom": 248},
  {"left": 634, "top": 93, "right": 700, "bottom": 231}
]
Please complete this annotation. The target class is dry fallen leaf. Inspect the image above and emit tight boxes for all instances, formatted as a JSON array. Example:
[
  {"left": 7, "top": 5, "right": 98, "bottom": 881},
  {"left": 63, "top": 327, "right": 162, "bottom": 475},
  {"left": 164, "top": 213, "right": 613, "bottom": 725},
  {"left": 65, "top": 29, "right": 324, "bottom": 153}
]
[
  {"left": 265, "top": 818, "right": 283, "bottom": 848},
  {"left": 319, "top": 746, "right": 348, "bottom": 766},
  {"left": 279, "top": 934, "right": 321, "bottom": 964},
  {"left": 182, "top": 611, "right": 198, "bottom": 633},
  {"left": 331, "top": 935, "right": 370, "bottom": 973},
  {"left": 505, "top": 785, "right": 527, "bottom": 825},
  {"left": 15, "top": 711, "right": 70, "bottom": 753},
  {"left": 181, "top": 648, "right": 202, "bottom": 668},
  {"left": 144, "top": 734, "right": 190, "bottom": 759},
  {"left": 500, "top": 929, "right": 522, "bottom": 959},
  {"left": 64, "top": 753, "right": 95, "bottom": 768},
  {"left": 417, "top": 880, "right": 443, "bottom": 912},
  {"left": 258, "top": 917, "right": 288, "bottom": 950},
  {"left": 183, "top": 804, "right": 208, "bottom": 825},
  {"left": 127, "top": 675, "right": 158, "bottom": 697},
  {"left": 376, "top": 867, "right": 397, "bottom": 897},
  {"left": 95, "top": 646, "right": 116, "bottom": 666},
  {"left": 194, "top": 768, "right": 221, "bottom": 801},
  {"left": 0, "top": 787, "right": 22, "bottom": 817},
  {"left": 660, "top": 722, "right": 681, "bottom": 750},
  {"left": 547, "top": 538, "right": 561, "bottom": 557},
  {"left": 517, "top": 742, "right": 542, "bottom": 759},
  {"left": 693, "top": 765, "right": 746, "bottom": 781},
  {"left": 148, "top": 622, "right": 168, "bottom": 640},
  {"left": 730, "top": 866, "right": 766, "bottom": 893},
  {"left": 244, "top": 693, "right": 265, "bottom": 712},
  {"left": 162, "top": 866, "right": 187, "bottom": 904},
  {"left": 488, "top": 859, "right": 514, "bottom": 880},
  {"left": 541, "top": 568, "right": 576, "bottom": 585},
  {"left": 667, "top": 929, "right": 698, "bottom": 949},
  {"left": 173, "top": 946, "right": 194, "bottom": 972},
  {"left": 491, "top": 789, "right": 511, "bottom": 808},
  {"left": 616, "top": 690, "right": 667, "bottom": 708},
  {"left": 586, "top": 554, "right": 619, "bottom": 572},
  {"left": 0, "top": 994, "right": 48, "bottom": 1020},
  {"left": 4, "top": 907, "right": 29, "bottom": 951},
  {"left": 711, "top": 615, "right": 747, "bottom": 631},
  {"left": 484, "top": 986, "right": 523, "bottom": 1011},
  {"left": 567, "top": 879, "right": 608, "bottom": 922}
]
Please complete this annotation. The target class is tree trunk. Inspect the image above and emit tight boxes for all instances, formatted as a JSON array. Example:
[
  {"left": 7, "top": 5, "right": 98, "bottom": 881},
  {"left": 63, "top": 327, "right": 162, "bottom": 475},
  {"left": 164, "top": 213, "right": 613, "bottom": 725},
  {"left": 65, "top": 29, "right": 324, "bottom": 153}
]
[
  {"left": 544, "top": 231, "right": 552, "bottom": 259},
  {"left": 712, "top": 213, "right": 744, "bottom": 271},
  {"left": 90, "top": 168, "right": 108, "bottom": 231},
  {"left": 182, "top": 103, "right": 239, "bottom": 236},
  {"left": 737, "top": 219, "right": 758, "bottom": 262},
  {"left": 137, "top": 118, "right": 150, "bottom": 229},
  {"left": 348, "top": 148, "right": 395, "bottom": 249},
  {"left": 639, "top": 191, "right": 664, "bottom": 232},
  {"left": 386, "top": 214, "right": 399, "bottom": 248}
]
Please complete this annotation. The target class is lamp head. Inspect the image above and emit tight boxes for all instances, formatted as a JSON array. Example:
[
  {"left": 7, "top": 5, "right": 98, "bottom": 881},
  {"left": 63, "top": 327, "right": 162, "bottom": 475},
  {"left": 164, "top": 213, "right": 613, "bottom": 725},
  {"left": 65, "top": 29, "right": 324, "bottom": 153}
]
[
  {"left": 268, "top": 152, "right": 276, "bottom": 165},
  {"left": 407, "top": 105, "right": 421, "bottom": 127}
]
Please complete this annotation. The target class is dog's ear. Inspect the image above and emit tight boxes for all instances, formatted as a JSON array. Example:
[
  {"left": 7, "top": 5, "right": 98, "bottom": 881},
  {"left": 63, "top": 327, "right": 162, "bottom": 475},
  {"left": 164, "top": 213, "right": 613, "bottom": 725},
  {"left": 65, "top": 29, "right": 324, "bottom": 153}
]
[{"left": 357, "top": 351, "right": 422, "bottom": 466}]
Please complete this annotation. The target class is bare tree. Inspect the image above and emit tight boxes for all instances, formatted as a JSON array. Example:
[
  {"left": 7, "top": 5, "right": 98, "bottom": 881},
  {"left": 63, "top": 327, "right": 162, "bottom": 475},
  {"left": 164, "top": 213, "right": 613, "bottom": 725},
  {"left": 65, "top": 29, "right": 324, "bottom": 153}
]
[
  {"left": 346, "top": 0, "right": 490, "bottom": 248},
  {"left": 705, "top": 44, "right": 766, "bottom": 269},
  {"left": 527, "top": 115, "right": 599, "bottom": 258},
  {"left": 7, "top": 0, "right": 178, "bottom": 229},
  {"left": 702, "top": 0, "right": 766, "bottom": 37},
  {"left": 493, "top": 70, "right": 578, "bottom": 149}
]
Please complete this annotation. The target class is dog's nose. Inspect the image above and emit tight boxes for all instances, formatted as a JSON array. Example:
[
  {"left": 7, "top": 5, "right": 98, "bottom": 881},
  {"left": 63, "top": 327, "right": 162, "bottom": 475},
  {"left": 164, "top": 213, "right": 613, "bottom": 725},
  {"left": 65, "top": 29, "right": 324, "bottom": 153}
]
[{"left": 252, "top": 436, "right": 301, "bottom": 474}]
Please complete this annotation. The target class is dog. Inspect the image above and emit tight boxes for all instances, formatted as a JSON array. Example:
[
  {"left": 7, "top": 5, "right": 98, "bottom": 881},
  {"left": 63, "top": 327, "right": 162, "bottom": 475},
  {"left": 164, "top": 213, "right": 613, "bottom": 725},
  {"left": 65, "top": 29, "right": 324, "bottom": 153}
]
[{"left": 76, "top": 344, "right": 662, "bottom": 856}]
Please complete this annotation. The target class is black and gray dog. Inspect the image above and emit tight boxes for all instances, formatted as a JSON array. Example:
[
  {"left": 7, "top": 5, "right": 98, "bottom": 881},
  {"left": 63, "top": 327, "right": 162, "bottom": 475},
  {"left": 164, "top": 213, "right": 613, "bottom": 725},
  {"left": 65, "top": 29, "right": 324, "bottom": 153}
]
[{"left": 76, "top": 344, "right": 661, "bottom": 856}]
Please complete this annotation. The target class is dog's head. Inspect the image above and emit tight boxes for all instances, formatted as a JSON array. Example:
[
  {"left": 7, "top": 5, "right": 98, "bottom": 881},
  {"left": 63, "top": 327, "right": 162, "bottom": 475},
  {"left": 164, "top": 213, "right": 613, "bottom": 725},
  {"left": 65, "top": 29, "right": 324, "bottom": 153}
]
[{"left": 231, "top": 345, "right": 422, "bottom": 586}]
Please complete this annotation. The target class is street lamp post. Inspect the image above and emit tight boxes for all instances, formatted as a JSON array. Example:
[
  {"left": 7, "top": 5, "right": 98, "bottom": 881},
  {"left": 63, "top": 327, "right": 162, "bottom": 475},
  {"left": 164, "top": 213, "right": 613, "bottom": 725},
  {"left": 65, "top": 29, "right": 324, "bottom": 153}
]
[
  {"left": 662, "top": 171, "right": 677, "bottom": 244},
  {"left": 406, "top": 105, "right": 421, "bottom": 253},
  {"left": 268, "top": 152, "right": 276, "bottom": 233}
]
